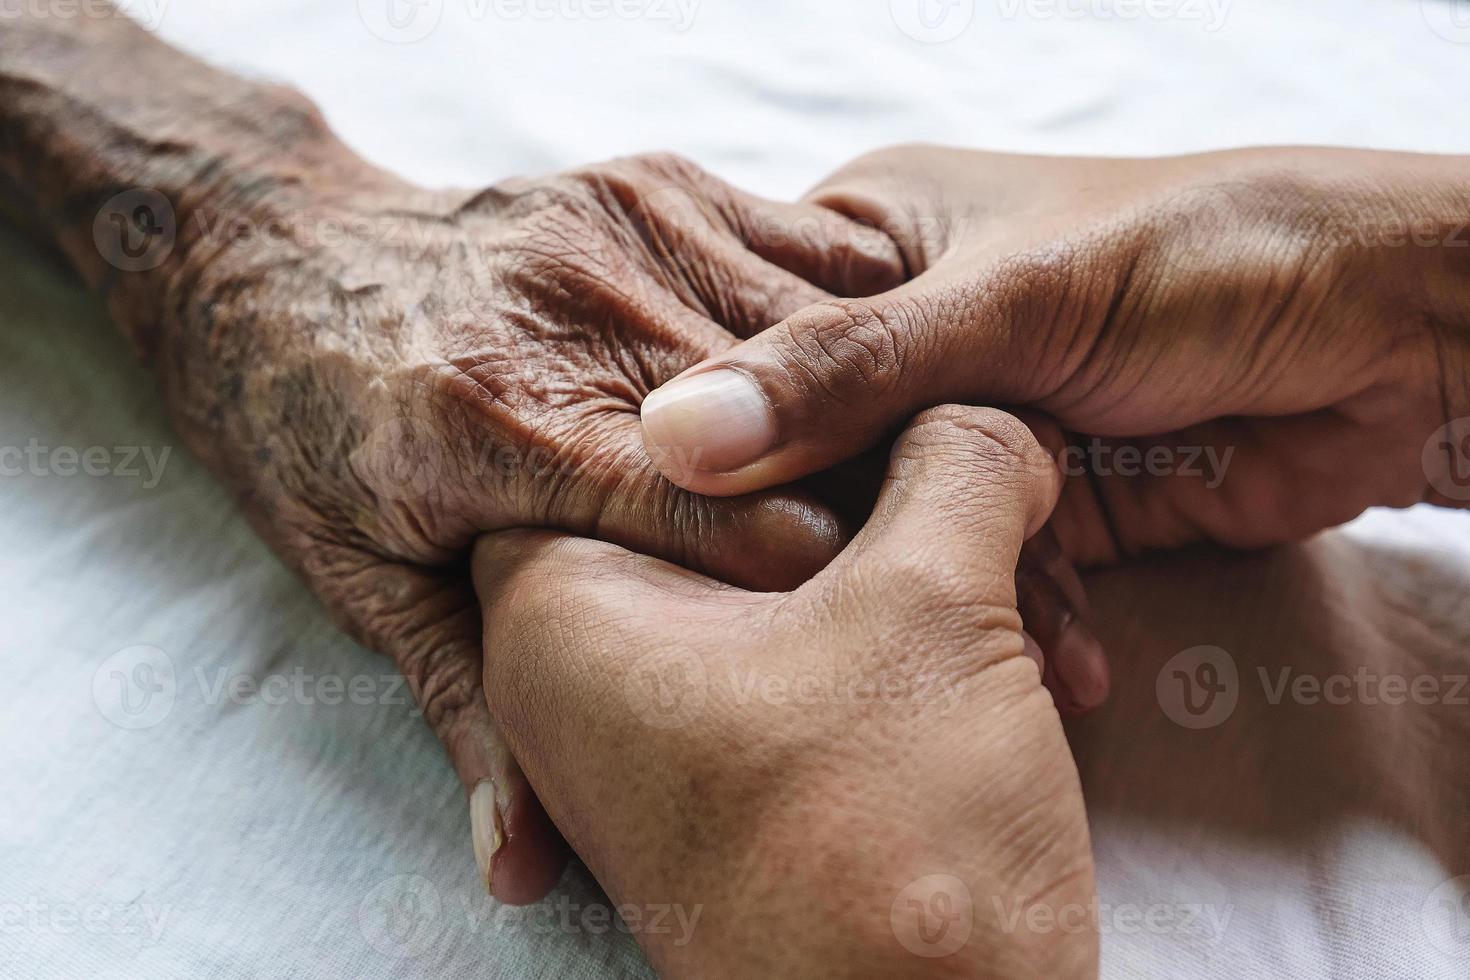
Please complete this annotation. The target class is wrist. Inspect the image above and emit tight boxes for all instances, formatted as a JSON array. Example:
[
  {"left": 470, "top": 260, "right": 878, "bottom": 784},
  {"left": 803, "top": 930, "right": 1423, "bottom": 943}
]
[
  {"left": 1157, "top": 148, "right": 1470, "bottom": 489},
  {"left": 0, "top": 5, "right": 393, "bottom": 353}
]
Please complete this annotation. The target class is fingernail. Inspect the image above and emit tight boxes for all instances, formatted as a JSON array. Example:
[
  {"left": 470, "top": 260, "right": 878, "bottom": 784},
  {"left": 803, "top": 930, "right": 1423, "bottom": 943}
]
[
  {"left": 640, "top": 368, "right": 776, "bottom": 475},
  {"left": 1053, "top": 620, "right": 1110, "bottom": 715},
  {"left": 469, "top": 780, "right": 503, "bottom": 895}
]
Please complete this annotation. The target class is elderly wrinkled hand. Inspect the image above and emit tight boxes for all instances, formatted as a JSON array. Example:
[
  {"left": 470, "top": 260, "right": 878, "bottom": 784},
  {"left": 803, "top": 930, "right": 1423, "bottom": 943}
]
[
  {"left": 156, "top": 147, "right": 913, "bottom": 901},
  {"left": 0, "top": 9, "right": 1107, "bottom": 910}
]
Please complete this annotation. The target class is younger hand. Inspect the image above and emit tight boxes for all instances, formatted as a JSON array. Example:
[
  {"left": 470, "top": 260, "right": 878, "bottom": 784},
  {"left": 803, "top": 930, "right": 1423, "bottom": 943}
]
[
  {"left": 641, "top": 146, "right": 1470, "bottom": 564},
  {"left": 475, "top": 407, "right": 1097, "bottom": 979}
]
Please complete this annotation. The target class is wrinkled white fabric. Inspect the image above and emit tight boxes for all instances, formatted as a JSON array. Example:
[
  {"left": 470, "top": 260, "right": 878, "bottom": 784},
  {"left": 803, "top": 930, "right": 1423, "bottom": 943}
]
[{"left": 2, "top": 1, "right": 1467, "bottom": 976}]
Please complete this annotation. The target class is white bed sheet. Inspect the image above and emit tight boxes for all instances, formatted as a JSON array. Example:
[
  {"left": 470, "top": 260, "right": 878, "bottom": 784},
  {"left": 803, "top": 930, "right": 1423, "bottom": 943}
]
[{"left": 2, "top": 1, "right": 1468, "bottom": 976}]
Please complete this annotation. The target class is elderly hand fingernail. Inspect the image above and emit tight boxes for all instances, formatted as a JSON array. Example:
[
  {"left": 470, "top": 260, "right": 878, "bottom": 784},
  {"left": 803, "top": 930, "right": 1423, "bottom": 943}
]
[
  {"left": 470, "top": 780, "right": 503, "bottom": 895},
  {"left": 641, "top": 368, "right": 775, "bottom": 474}
]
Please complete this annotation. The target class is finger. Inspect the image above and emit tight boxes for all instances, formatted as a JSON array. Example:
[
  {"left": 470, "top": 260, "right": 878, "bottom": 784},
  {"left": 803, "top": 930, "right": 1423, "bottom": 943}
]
[
  {"left": 442, "top": 260, "right": 852, "bottom": 592},
  {"left": 1015, "top": 539, "right": 1110, "bottom": 716},
  {"left": 639, "top": 283, "right": 1035, "bottom": 496},
  {"left": 628, "top": 179, "right": 899, "bottom": 338},
  {"left": 536, "top": 411, "right": 848, "bottom": 592},
  {"left": 1011, "top": 413, "right": 1109, "bottom": 714},
  {"left": 629, "top": 154, "right": 906, "bottom": 297},
  {"left": 814, "top": 405, "right": 1063, "bottom": 652},
  {"left": 317, "top": 556, "right": 567, "bottom": 906},
  {"left": 686, "top": 233, "right": 832, "bottom": 339},
  {"left": 525, "top": 284, "right": 854, "bottom": 593},
  {"left": 1048, "top": 411, "right": 1419, "bottom": 566},
  {"left": 791, "top": 433, "right": 1108, "bottom": 713},
  {"left": 721, "top": 189, "right": 908, "bottom": 298}
]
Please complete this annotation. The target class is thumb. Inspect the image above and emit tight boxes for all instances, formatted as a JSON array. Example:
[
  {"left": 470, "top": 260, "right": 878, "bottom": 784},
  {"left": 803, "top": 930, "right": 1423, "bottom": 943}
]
[
  {"left": 639, "top": 287, "right": 1042, "bottom": 496},
  {"left": 824, "top": 405, "right": 1062, "bottom": 618},
  {"left": 785, "top": 405, "right": 1101, "bottom": 712}
]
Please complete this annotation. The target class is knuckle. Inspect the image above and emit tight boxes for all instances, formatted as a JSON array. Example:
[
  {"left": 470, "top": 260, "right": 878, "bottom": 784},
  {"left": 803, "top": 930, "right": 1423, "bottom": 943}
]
[
  {"left": 1142, "top": 166, "right": 1358, "bottom": 279},
  {"left": 906, "top": 406, "right": 1044, "bottom": 476},
  {"left": 568, "top": 152, "right": 709, "bottom": 207},
  {"left": 895, "top": 408, "right": 1059, "bottom": 520},
  {"left": 396, "top": 640, "right": 479, "bottom": 734},
  {"left": 775, "top": 300, "right": 912, "bottom": 399},
  {"left": 618, "top": 151, "right": 707, "bottom": 187}
]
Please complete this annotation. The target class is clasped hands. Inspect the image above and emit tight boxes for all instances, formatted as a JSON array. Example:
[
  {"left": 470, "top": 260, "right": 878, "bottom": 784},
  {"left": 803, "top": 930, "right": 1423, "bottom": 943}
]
[
  {"left": 128, "top": 132, "right": 1468, "bottom": 978},
  {"left": 5, "top": 12, "right": 1465, "bottom": 976}
]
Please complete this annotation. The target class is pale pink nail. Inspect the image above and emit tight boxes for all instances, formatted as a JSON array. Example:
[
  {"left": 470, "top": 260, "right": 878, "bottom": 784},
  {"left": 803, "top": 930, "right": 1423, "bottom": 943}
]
[{"left": 640, "top": 368, "right": 776, "bottom": 475}]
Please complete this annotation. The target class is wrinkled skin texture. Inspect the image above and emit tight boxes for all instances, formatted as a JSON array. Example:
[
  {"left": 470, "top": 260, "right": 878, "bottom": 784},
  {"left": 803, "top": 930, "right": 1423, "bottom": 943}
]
[
  {"left": 124, "top": 147, "right": 910, "bottom": 901},
  {"left": 643, "top": 146, "right": 1470, "bottom": 564},
  {"left": 2, "top": 11, "right": 1109, "bottom": 906},
  {"left": 1, "top": 6, "right": 925, "bottom": 901},
  {"left": 476, "top": 407, "right": 1097, "bottom": 979}
]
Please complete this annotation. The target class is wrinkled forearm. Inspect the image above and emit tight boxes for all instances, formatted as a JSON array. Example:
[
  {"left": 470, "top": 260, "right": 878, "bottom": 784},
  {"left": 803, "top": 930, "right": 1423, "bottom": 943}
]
[
  {"left": 0, "top": 4, "right": 389, "bottom": 356},
  {"left": 0, "top": 4, "right": 420, "bottom": 570}
]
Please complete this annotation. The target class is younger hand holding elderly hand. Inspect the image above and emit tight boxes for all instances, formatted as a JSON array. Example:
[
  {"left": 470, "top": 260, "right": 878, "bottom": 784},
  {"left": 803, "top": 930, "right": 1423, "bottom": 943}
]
[
  {"left": 643, "top": 146, "right": 1470, "bottom": 563},
  {"left": 475, "top": 407, "right": 1096, "bottom": 979}
]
